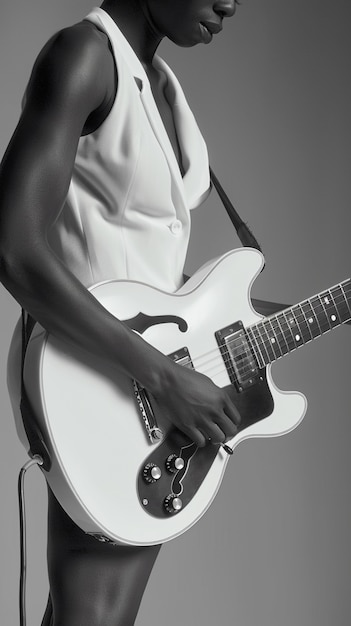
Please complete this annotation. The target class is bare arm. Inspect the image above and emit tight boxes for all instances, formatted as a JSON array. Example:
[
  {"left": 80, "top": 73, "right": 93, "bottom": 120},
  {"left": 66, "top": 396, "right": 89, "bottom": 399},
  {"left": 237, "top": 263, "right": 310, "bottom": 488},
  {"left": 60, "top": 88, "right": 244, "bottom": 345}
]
[
  {"left": 0, "top": 25, "right": 240, "bottom": 446},
  {"left": 0, "top": 25, "right": 173, "bottom": 387}
]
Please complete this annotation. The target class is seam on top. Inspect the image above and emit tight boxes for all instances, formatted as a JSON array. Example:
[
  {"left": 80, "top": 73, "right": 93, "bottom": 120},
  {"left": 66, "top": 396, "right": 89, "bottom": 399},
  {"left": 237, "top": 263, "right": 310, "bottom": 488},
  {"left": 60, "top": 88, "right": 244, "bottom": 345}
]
[{"left": 118, "top": 133, "right": 142, "bottom": 281}]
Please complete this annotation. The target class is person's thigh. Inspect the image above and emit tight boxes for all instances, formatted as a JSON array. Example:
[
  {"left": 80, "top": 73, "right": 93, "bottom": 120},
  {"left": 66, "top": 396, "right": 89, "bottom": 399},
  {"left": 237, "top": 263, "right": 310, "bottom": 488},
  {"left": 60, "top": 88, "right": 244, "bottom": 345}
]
[{"left": 45, "top": 488, "right": 161, "bottom": 626}]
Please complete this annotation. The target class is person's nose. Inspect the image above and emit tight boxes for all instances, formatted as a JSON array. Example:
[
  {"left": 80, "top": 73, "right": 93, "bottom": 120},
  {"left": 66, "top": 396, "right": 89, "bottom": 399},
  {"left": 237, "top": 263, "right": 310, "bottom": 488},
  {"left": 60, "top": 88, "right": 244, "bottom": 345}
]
[{"left": 213, "top": 0, "right": 237, "bottom": 19}]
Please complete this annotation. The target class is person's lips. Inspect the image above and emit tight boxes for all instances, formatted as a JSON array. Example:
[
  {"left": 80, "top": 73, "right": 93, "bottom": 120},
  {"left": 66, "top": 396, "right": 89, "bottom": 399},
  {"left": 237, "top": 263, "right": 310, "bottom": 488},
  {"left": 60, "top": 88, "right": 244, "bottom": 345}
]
[{"left": 201, "top": 21, "right": 223, "bottom": 35}]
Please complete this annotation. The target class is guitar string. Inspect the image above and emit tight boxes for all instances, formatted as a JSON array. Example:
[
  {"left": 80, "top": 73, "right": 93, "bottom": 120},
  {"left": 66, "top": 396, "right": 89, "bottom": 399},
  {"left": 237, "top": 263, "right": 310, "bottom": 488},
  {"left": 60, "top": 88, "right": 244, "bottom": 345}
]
[
  {"left": 178, "top": 290, "right": 351, "bottom": 381},
  {"left": 212, "top": 297, "right": 349, "bottom": 376},
  {"left": 197, "top": 313, "right": 347, "bottom": 382},
  {"left": 192, "top": 289, "right": 351, "bottom": 371},
  {"left": 143, "top": 283, "right": 351, "bottom": 384},
  {"left": 180, "top": 279, "right": 351, "bottom": 376},
  {"left": 190, "top": 297, "right": 350, "bottom": 378},
  {"left": 191, "top": 287, "right": 351, "bottom": 372},
  {"left": 190, "top": 323, "right": 342, "bottom": 381}
]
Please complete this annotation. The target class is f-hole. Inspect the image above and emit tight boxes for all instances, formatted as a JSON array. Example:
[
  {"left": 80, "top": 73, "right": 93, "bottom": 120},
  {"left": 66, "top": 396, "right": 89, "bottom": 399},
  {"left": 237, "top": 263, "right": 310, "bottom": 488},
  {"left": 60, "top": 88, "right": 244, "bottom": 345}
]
[{"left": 124, "top": 312, "right": 188, "bottom": 334}]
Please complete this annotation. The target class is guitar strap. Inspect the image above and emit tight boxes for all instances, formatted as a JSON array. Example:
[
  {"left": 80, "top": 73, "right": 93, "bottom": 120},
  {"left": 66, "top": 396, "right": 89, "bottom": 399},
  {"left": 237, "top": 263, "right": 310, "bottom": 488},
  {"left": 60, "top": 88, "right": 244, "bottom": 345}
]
[
  {"left": 20, "top": 309, "right": 51, "bottom": 469},
  {"left": 210, "top": 168, "right": 262, "bottom": 253},
  {"left": 210, "top": 168, "right": 351, "bottom": 323},
  {"left": 210, "top": 168, "right": 292, "bottom": 315}
]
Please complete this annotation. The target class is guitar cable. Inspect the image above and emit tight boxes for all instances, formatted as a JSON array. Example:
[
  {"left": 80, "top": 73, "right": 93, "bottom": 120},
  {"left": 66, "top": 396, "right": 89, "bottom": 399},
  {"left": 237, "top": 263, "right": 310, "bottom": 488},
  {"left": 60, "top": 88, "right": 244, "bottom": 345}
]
[{"left": 18, "top": 454, "right": 44, "bottom": 626}]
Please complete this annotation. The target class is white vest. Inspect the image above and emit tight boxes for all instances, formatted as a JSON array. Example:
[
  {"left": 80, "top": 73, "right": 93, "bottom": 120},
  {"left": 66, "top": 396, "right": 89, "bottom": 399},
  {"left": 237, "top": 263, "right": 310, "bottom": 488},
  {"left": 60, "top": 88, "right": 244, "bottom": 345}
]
[{"left": 48, "top": 7, "right": 210, "bottom": 292}]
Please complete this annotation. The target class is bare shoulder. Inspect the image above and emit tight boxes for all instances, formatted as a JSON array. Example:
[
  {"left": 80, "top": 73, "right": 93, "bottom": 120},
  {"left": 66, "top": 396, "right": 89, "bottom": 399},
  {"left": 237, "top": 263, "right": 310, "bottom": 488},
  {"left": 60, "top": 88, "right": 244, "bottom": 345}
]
[{"left": 24, "top": 21, "right": 116, "bottom": 118}]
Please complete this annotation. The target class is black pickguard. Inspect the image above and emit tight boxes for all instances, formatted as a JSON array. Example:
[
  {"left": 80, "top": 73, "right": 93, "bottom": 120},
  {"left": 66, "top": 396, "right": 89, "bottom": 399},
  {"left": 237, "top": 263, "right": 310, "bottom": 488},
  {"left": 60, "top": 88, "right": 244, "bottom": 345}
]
[{"left": 138, "top": 368, "right": 273, "bottom": 518}]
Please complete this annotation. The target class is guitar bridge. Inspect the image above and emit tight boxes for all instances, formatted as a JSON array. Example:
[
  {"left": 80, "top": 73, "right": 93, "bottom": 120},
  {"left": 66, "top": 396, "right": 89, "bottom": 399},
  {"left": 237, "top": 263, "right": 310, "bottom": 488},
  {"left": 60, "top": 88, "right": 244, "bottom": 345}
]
[
  {"left": 133, "top": 347, "right": 193, "bottom": 444},
  {"left": 133, "top": 381, "right": 163, "bottom": 443},
  {"left": 216, "top": 322, "right": 260, "bottom": 391}
]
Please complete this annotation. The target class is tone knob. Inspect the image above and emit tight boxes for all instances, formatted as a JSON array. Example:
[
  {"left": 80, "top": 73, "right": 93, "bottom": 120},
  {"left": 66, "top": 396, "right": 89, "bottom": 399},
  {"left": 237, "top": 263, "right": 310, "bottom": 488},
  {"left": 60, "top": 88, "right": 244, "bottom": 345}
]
[
  {"left": 166, "top": 454, "right": 185, "bottom": 473},
  {"left": 143, "top": 463, "right": 162, "bottom": 483},
  {"left": 164, "top": 494, "right": 183, "bottom": 514}
]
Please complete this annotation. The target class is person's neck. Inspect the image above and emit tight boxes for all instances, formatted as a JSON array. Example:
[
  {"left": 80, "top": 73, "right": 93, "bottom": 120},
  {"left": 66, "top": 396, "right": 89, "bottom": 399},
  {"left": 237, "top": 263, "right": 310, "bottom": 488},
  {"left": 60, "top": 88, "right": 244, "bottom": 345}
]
[{"left": 100, "top": 0, "right": 163, "bottom": 66}]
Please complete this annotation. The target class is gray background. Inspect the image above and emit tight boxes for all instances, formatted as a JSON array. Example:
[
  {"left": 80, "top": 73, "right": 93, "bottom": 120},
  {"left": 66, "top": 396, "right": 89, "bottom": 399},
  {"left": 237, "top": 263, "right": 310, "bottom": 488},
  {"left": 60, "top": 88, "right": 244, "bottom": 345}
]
[{"left": 1, "top": 1, "right": 350, "bottom": 625}]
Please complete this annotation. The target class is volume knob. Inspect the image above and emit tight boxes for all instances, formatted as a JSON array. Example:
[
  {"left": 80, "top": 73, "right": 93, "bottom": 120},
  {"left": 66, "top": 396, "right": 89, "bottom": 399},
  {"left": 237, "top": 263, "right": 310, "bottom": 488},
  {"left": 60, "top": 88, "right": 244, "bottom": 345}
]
[
  {"left": 143, "top": 463, "right": 162, "bottom": 483},
  {"left": 164, "top": 494, "right": 183, "bottom": 514},
  {"left": 166, "top": 454, "right": 185, "bottom": 473}
]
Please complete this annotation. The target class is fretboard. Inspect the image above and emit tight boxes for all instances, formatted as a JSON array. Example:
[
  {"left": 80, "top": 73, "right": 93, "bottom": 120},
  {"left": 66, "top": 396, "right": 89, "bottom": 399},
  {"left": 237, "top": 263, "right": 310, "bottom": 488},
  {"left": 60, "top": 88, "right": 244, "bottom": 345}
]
[{"left": 245, "top": 279, "right": 351, "bottom": 368}]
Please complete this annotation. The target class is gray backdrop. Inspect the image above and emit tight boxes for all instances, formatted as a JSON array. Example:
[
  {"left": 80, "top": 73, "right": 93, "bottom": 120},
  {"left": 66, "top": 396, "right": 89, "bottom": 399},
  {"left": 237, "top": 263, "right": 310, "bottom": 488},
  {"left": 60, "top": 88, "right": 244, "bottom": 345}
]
[{"left": 1, "top": 2, "right": 350, "bottom": 625}]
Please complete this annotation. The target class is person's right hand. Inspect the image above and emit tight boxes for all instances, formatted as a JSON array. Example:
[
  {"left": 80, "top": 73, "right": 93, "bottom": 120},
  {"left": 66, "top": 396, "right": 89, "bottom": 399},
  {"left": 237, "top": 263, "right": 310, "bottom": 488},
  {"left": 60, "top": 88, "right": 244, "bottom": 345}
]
[{"left": 151, "top": 361, "right": 241, "bottom": 447}]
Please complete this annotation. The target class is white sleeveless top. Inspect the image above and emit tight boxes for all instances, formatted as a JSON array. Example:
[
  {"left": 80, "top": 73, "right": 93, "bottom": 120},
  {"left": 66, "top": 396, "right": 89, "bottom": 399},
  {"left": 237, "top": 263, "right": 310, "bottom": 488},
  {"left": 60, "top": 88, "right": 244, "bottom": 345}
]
[{"left": 48, "top": 7, "right": 210, "bottom": 292}]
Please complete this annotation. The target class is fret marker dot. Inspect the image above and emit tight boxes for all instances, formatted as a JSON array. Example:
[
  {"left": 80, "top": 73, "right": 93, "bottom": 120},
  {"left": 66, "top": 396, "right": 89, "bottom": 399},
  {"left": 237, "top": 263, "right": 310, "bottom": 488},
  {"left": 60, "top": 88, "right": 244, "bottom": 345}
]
[
  {"left": 295, "top": 334, "right": 301, "bottom": 341},
  {"left": 308, "top": 317, "right": 314, "bottom": 324},
  {"left": 331, "top": 314, "right": 337, "bottom": 322},
  {"left": 271, "top": 337, "right": 276, "bottom": 344}
]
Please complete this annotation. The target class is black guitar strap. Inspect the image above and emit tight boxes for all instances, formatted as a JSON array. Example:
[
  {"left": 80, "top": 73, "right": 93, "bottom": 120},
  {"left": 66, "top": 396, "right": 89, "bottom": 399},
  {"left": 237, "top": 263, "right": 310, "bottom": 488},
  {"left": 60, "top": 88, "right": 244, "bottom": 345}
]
[
  {"left": 210, "top": 168, "right": 263, "bottom": 253},
  {"left": 210, "top": 168, "right": 293, "bottom": 315},
  {"left": 20, "top": 309, "right": 51, "bottom": 469},
  {"left": 210, "top": 168, "right": 351, "bottom": 323}
]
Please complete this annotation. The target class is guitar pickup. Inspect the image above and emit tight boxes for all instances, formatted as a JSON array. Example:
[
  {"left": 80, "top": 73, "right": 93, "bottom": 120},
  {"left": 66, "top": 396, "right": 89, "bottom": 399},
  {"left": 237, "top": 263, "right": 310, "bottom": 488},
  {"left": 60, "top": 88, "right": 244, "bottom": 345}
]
[
  {"left": 216, "top": 322, "right": 259, "bottom": 391},
  {"left": 168, "top": 347, "right": 193, "bottom": 369}
]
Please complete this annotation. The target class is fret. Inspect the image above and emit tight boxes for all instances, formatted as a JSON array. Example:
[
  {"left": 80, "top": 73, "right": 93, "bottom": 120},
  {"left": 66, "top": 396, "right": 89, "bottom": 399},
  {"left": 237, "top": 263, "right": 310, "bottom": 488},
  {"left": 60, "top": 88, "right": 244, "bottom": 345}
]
[
  {"left": 245, "top": 327, "right": 265, "bottom": 369},
  {"left": 268, "top": 317, "right": 289, "bottom": 356},
  {"left": 291, "top": 304, "right": 313, "bottom": 343},
  {"left": 284, "top": 310, "right": 305, "bottom": 348},
  {"left": 299, "top": 300, "right": 321, "bottom": 338},
  {"left": 330, "top": 286, "right": 349, "bottom": 324},
  {"left": 317, "top": 294, "right": 332, "bottom": 329},
  {"left": 275, "top": 315, "right": 291, "bottom": 352},
  {"left": 340, "top": 282, "right": 351, "bottom": 320},
  {"left": 257, "top": 321, "right": 277, "bottom": 362},
  {"left": 343, "top": 279, "right": 351, "bottom": 304},
  {"left": 250, "top": 324, "right": 271, "bottom": 366},
  {"left": 310, "top": 295, "right": 330, "bottom": 333},
  {"left": 320, "top": 289, "right": 342, "bottom": 329},
  {"left": 286, "top": 307, "right": 306, "bottom": 347},
  {"left": 276, "top": 312, "right": 298, "bottom": 351},
  {"left": 264, "top": 318, "right": 284, "bottom": 359}
]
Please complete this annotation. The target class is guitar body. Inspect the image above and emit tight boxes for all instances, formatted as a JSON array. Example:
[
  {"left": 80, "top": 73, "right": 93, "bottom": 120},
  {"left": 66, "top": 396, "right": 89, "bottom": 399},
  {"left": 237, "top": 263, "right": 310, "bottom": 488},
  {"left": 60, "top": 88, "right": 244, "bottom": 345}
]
[{"left": 11, "top": 249, "right": 307, "bottom": 546}]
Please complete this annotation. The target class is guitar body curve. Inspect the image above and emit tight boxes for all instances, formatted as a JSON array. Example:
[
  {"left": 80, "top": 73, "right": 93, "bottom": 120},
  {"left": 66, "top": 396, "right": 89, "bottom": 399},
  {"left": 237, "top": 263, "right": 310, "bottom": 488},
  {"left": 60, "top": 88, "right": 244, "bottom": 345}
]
[{"left": 11, "top": 249, "right": 307, "bottom": 545}]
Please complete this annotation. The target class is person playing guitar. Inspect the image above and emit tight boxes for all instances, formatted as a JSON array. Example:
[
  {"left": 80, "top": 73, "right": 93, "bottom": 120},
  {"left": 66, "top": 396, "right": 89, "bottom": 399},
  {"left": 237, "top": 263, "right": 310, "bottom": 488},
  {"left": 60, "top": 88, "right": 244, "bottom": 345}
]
[{"left": 0, "top": 1, "right": 249, "bottom": 624}]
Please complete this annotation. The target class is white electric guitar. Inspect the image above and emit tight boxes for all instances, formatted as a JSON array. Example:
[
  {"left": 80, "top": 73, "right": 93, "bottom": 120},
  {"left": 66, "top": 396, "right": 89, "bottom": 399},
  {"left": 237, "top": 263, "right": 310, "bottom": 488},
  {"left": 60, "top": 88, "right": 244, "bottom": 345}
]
[{"left": 15, "top": 248, "right": 351, "bottom": 546}]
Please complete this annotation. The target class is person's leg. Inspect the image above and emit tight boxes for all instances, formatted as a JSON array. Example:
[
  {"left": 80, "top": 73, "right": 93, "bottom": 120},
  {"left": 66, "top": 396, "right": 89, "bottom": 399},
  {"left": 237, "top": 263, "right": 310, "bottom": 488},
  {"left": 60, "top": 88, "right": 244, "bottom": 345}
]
[
  {"left": 45, "top": 487, "right": 161, "bottom": 626},
  {"left": 40, "top": 594, "right": 53, "bottom": 626}
]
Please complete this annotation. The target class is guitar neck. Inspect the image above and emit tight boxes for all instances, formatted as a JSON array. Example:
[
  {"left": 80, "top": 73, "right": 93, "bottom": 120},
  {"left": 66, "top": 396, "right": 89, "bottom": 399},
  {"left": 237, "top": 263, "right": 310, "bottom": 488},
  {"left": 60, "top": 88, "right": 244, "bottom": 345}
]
[{"left": 246, "top": 279, "right": 351, "bottom": 368}]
